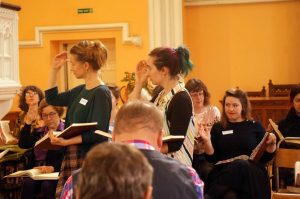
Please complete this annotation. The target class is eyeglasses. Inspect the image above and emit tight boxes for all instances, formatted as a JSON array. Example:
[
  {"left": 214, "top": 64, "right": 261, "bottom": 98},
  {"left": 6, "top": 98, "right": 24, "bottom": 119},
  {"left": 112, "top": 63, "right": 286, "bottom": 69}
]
[
  {"left": 190, "top": 91, "right": 204, "bottom": 98},
  {"left": 41, "top": 112, "right": 57, "bottom": 120},
  {"left": 25, "top": 92, "right": 37, "bottom": 97}
]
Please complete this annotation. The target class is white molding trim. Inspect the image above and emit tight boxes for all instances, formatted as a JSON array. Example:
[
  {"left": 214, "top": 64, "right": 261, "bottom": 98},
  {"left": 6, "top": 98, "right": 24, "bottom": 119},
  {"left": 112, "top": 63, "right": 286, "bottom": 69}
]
[
  {"left": 148, "top": 0, "right": 183, "bottom": 50},
  {"left": 185, "top": 0, "right": 291, "bottom": 6},
  {"left": 19, "top": 23, "right": 142, "bottom": 48},
  {"left": 0, "top": 6, "right": 21, "bottom": 119}
]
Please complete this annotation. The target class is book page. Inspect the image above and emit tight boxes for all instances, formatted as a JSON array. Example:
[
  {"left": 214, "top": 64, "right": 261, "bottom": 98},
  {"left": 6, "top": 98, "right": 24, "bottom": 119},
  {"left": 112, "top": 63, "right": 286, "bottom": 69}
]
[
  {"left": 33, "top": 172, "right": 59, "bottom": 180},
  {"left": 95, "top": 130, "right": 112, "bottom": 139},
  {"left": 0, "top": 121, "right": 17, "bottom": 144},
  {"left": 162, "top": 135, "right": 185, "bottom": 142},
  {"left": 35, "top": 122, "right": 98, "bottom": 150},
  {"left": 5, "top": 168, "right": 41, "bottom": 178},
  {"left": 249, "top": 132, "right": 269, "bottom": 163},
  {"left": 215, "top": 132, "right": 269, "bottom": 165},
  {"left": 268, "top": 118, "right": 284, "bottom": 140},
  {"left": 215, "top": 155, "right": 249, "bottom": 165},
  {"left": 0, "top": 149, "right": 10, "bottom": 159}
]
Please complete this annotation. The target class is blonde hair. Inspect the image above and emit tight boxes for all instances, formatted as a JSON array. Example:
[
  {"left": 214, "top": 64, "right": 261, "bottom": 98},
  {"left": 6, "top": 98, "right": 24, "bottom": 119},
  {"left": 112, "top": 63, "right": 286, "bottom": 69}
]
[{"left": 70, "top": 40, "right": 107, "bottom": 71}]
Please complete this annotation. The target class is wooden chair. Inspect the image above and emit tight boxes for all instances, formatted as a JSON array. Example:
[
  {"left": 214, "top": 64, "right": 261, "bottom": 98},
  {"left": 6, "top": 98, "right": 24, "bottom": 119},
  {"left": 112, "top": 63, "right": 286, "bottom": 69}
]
[
  {"left": 269, "top": 80, "right": 300, "bottom": 97},
  {"left": 246, "top": 86, "right": 266, "bottom": 97},
  {"left": 273, "top": 193, "right": 300, "bottom": 199},
  {"left": 273, "top": 137, "right": 300, "bottom": 199}
]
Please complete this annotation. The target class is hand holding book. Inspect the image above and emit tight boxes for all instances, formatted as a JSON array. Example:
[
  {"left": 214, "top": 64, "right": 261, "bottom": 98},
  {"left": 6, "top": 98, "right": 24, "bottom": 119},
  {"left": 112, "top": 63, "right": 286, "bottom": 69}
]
[
  {"left": 48, "top": 130, "right": 68, "bottom": 147},
  {"left": 265, "top": 132, "right": 276, "bottom": 153},
  {"left": 35, "top": 122, "right": 97, "bottom": 150},
  {"left": 216, "top": 131, "right": 274, "bottom": 165},
  {"left": 34, "top": 166, "right": 54, "bottom": 174},
  {"left": 5, "top": 168, "right": 59, "bottom": 180}
]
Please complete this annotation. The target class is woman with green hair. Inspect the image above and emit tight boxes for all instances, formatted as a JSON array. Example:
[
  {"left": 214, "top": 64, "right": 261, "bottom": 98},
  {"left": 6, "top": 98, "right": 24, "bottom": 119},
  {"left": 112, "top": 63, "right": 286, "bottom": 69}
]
[{"left": 131, "top": 46, "right": 195, "bottom": 166}]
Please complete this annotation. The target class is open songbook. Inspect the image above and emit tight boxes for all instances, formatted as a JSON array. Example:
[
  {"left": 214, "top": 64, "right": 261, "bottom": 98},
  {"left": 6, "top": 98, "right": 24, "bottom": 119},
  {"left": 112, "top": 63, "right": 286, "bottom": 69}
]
[
  {"left": 0, "top": 120, "right": 18, "bottom": 145},
  {"left": 268, "top": 118, "right": 284, "bottom": 140},
  {"left": 269, "top": 118, "right": 300, "bottom": 145},
  {"left": 4, "top": 168, "right": 59, "bottom": 180},
  {"left": 35, "top": 122, "right": 97, "bottom": 150},
  {"left": 94, "top": 130, "right": 185, "bottom": 143},
  {"left": 0, "top": 149, "right": 10, "bottom": 159},
  {"left": 215, "top": 132, "right": 270, "bottom": 165}
]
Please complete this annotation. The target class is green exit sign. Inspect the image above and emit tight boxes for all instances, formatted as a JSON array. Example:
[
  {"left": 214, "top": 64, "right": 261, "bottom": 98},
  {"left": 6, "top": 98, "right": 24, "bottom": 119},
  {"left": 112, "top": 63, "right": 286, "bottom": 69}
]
[{"left": 77, "top": 8, "right": 93, "bottom": 14}]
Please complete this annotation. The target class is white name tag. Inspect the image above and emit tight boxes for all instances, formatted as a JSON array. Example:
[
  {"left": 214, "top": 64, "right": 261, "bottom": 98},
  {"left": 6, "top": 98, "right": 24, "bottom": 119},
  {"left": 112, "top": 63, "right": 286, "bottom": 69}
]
[
  {"left": 79, "top": 98, "right": 88, "bottom": 106},
  {"left": 222, "top": 130, "right": 233, "bottom": 135}
]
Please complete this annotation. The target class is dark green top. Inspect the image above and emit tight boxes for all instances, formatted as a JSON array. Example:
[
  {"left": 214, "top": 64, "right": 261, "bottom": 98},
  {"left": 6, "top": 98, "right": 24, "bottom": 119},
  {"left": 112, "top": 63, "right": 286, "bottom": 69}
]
[{"left": 45, "top": 85, "right": 112, "bottom": 155}]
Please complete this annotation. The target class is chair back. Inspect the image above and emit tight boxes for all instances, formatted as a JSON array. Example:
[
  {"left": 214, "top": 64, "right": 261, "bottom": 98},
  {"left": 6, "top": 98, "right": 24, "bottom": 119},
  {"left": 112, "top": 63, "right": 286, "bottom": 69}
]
[
  {"left": 274, "top": 138, "right": 300, "bottom": 192},
  {"left": 276, "top": 148, "right": 300, "bottom": 168},
  {"left": 246, "top": 86, "right": 266, "bottom": 97},
  {"left": 269, "top": 80, "right": 300, "bottom": 97}
]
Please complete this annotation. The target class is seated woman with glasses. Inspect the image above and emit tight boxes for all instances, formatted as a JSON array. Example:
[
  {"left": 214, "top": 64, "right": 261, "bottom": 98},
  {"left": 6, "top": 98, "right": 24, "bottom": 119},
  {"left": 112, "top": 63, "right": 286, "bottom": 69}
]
[
  {"left": 18, "top": 99, "right": 65, "bottom": 199},
  {"left": 13, "top": 85, "right": 45, "bottom": 140},
  {"left": 185, "top": 78, "right": 220, "bottom": 181},
  {"left": 199, "top": 88, "right": 276, "bottom": 199}
]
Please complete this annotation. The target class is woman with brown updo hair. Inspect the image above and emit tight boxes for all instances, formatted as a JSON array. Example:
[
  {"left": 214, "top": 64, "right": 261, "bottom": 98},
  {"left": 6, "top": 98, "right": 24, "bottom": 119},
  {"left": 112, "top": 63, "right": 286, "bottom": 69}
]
[{"left": 45, "top": 40, "right": 112, "bottom": 197}]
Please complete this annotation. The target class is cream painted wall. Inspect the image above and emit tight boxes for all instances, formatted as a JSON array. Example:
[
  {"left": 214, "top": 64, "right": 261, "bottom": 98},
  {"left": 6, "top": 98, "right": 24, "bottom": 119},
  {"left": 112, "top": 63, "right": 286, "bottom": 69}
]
[
  {"left": 6, "top": 0, "right": 149, "bottom": 111},
  {"left": 184, "top": 1, "right": 300, "bottom": 108}
]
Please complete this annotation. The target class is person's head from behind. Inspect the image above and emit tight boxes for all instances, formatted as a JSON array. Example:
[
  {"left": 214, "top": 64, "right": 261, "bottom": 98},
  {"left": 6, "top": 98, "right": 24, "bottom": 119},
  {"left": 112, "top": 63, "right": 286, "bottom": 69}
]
[
  {"left": 69, "top": 40, "right": 107, "bottom": 79},
  {"left": 290, "top": 86, "right": 300, "bottom": 115},
  {"left": 186, "top": 78, "right": 210, "bottom": 109},
  {"left": 77, "top": 142, "right": 153, "bottom": 199},
  {"left": 112, "top": 100, "right": 163, "bottom": 150},
  {"left": 39, "top": 99, "right": 64, "bottom": 130},
  {"left": 146, "top": 46, "right": 193, "bottom": 86},
  {"left": 221, "top": 88, "right": 252, "bottom": 127},
  {"left": 19, "top": 85, "right": 44, "bottom": 112}
]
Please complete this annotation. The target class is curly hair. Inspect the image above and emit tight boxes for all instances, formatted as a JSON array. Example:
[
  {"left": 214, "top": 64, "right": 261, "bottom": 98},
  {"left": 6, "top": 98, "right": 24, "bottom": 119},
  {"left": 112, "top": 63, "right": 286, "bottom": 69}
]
[{"left": 18, "top": 85, "right": 44, "bottom": 112}]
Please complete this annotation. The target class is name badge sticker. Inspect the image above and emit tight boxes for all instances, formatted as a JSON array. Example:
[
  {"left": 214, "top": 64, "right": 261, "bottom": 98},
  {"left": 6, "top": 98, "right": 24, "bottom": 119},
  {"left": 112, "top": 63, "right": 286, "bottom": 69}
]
[
  {"left": 222, "top": 130, "right": 233, "bottom": 135},
  {"left": 79, "top": 98, "right": 88, "bottom": 106}
]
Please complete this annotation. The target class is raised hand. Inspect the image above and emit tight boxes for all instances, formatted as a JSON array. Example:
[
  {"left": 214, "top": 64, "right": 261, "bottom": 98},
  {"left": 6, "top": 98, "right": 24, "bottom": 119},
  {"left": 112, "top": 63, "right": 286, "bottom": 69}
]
[
  {"left": 203, "top": 108, "right": 215, "bottom": 130},
  {"left": 135, "top": 60, "right": 150, "bottom": 84},
  {"left": 52, "top": 51, "right": 68, "bottom": 71},
  {"left": 197, "top": 123, "right": 211, "bottom": 142},
  {"left": 197, "top": 123, "right": 214, "bottom": 155},
  {"left": 25, "top": 104, "right": 39, "bottom": 124}
]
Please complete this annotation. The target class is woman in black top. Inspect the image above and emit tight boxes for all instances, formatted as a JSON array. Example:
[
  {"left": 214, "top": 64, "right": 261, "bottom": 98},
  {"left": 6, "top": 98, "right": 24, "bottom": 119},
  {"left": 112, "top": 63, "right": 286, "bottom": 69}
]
[
  {"left": 278, "top": 86, "right": 300, "bottom": 137},
  {"left": 277, "top": 86, "right": 300, "bottom": 187},
  {"left": 130, "top": 46, "right": 195, "bottom": 166},
  {"left": 18, "top": 99, "right": 64, "bottom": 199},
  {"left": 199, "top": 88, "right": 276, "bottom": 199}
]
